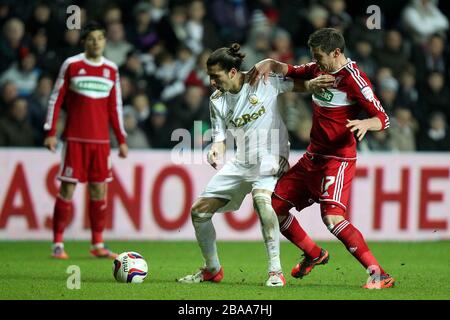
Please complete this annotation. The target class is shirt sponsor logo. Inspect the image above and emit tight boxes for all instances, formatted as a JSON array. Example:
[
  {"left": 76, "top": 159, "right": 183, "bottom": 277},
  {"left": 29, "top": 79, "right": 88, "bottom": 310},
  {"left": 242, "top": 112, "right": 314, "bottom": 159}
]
[
  {"left": 230, "top": 106, "right": 266, "bottom": 128},
  {"left": 313, "top": 89, "right": 334, "bottom": 102},
  {"left": 75, "top": 80, "right": 111, "bottom": 93}
]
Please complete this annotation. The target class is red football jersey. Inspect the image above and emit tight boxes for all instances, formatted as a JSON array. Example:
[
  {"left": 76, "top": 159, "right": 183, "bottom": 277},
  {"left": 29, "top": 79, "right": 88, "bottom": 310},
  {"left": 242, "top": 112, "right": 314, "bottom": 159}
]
[
  {"left": 286, "top": 59, "right": 389, "bottom": 160},
  {"left": 44, "top": 53, "right": 126, "bottom": 145}
]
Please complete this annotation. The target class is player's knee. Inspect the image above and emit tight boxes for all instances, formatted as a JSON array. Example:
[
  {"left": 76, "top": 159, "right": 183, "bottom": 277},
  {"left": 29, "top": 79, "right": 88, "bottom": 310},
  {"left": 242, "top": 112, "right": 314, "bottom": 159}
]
[
  {"left": 191, "top": 199, "right": 215, "bottom": 222},
  {"left": 88, "top": 183, "right": 106, "bottom": 200},
  {"left": 271, "top": 195, "right": 291, "bottom": 220},
  {"left": 253, "top": 193, "right": 275, "bottom": 221},
  {"left": 59, "top": 182, "right": 76, "bottom": 200},
  {"left": 320, "top": 203, "right": 345, "bottom": 230}
]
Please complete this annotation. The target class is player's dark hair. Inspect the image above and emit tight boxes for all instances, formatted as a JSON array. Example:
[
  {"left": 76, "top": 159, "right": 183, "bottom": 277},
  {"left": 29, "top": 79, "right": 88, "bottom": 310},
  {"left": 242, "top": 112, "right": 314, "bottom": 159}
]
[
  {"left": 80, "top": 21, "right": 106, "bottom": 43},
  {"left": 206, "top": 43, "right": 246, "bottom": 72},
  {"left": 308, "top": 28, "right": 345, "bottom": 54}
]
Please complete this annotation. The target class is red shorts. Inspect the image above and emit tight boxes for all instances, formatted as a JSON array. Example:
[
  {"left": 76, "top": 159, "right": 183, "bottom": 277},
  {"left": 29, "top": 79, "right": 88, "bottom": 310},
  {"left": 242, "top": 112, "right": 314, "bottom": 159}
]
[
  {"left": 273, "top": 153, "right": 356, "bottom": 212},
  {"left": 58, "top": 141, "right": 112, "bottom": 183}
]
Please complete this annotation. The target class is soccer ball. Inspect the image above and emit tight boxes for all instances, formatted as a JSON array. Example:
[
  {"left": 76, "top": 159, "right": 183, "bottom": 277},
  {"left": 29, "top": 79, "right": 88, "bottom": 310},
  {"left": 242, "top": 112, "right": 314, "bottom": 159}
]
[{"left": 112, "top": 251, "right": 148, "bottom": 283}]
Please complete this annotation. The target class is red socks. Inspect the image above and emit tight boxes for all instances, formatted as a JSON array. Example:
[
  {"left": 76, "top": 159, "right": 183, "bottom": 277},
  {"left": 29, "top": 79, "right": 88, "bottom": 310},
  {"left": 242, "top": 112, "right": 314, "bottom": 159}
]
[
  {"left": 331, "top": 220, "right": 385, "bottom": 275},
  {"left": 53, "top": 196, "right": 73, "bottom": 243},
  {"left": 280, "top": 214, "right": 322, "bottom": 259},
  {"left": 89, "top": 199, "right": 107, "bottom": 245}
]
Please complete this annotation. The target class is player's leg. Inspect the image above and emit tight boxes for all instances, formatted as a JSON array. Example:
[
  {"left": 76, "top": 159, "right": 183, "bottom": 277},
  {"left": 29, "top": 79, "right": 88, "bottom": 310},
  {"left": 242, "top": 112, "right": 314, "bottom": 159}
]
[
  {"left": 252, "top": 188, "right": 285, "bottom": 287},
  {"left": 52, "top": 181, "right": 76, "bottom": 259},
  {"left": 319, "top": 160, "right": 394, "bottom": 288},
  {"left": 87, "top": 182, "right": 117, "bottom": 258},
  {"left": 52, "top": 141, "right": 82, "bottom": 259},
  {"left": 87, "top": 143, "right": 116, "bottom": 258},
  {"left": 177, "top": 197, "right": 228, "bottom": 283}
]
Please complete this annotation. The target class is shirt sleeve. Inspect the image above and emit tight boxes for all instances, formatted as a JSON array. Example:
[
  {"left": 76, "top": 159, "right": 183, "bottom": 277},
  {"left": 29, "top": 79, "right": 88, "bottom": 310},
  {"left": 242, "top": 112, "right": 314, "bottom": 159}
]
[
  {"left": 346, "top": 69, "right": 390, "bottom": 130},
  {"left": 108, "top": 68, "right": 127, "bottom": 145},
  {"left": 268, "top": 74, "right": 294, "bottom": 93},
  {"left": 44, "top": 58, "right": 71, "bottom": 137},
  {"left": 209, "top": 100, "right": 226, "bottom": 142},
  {"left": 285, "top": 62, "right": 316, "bottom": 80}
]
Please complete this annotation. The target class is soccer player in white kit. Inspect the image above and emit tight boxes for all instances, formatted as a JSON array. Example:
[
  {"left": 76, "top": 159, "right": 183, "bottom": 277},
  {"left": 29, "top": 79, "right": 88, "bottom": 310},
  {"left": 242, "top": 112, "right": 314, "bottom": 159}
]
[{"left": 177, "top": 43, "right": 334, "bottom": 286}]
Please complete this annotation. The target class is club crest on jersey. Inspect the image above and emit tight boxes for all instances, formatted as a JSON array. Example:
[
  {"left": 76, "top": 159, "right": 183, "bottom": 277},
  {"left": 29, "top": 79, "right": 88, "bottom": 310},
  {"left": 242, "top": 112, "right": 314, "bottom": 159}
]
[
  {"left": 248, "top": 94, "right": 259, "bottom": 105},
  {"left": 230, "top": 105, "right": 266, "bottom": 128},
  {"left": 64, "top": 167, "right": 73, "bottom": 177},
  {"left": 103, "top": 68, "right": 110, "bottom": 78},
  {"left": 313, "top": 88, "right": 334, "bottom": 102}
]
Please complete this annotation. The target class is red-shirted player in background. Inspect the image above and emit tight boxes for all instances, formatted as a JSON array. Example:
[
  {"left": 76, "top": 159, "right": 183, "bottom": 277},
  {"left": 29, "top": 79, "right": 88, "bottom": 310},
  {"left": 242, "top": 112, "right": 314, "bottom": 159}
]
[
  {"left": 249, "top": 28, "right": 395, "bottom": 289},
  {"left": 44, "top": 21, "right": 128, "bottom": 259}
]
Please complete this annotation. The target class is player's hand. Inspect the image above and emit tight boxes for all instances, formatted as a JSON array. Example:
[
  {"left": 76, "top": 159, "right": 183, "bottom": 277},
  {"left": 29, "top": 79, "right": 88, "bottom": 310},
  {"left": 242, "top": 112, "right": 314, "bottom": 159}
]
[
  {"left": 248, "top": 59, "right": 274, "bottom": 86},
  {"left": 305, "top": 74, "right": 335, "bottom": 94},
  {"left": 346, "top": 119, "right": 371, "bottom": 141},
  {"left": 207, "top": 142, "right": 225, "bottom": 169},
  {"left": 44, "top": 136, "right": 57, "bottom": 152},
  {"left": 118, "top": 143, "right": 128, "bottom": 158}
]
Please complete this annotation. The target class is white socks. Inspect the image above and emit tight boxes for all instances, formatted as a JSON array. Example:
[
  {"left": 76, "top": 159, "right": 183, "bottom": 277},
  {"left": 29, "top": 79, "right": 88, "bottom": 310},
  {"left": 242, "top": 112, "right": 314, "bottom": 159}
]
[
  {"left": 192, "top": 212, "right": 221, "bottom": 273},
  {"left": 253, "top": 193, "right": 282, "bottom": 273}
]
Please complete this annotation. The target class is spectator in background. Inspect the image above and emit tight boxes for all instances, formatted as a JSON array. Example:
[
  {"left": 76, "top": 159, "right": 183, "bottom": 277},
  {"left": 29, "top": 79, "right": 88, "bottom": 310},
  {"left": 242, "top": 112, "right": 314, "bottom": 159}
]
[
  {"left": 0, "top": 97, "right": 35, "bottom": 146},
  {"left": 30, "top": 28, "right": 58, "bottom": 76},
  {"left": 102, "top": 4, "right": 122, "bottom": 25},
  {"left": 185, "top": 48, "right": 212, "bottom": 91},
  {"left": 57, "top": 29, "right": 81, "bottom": 62},
  {"left": 378, "top": 76, "right": 399, "bottom": 115},
  {"left": 375, "top": 30, "right": 410, "bottom": 78},
  {"left": 208, "top": 0, "right": 249, "bottom": 44},
  {"left": 294, "top": 5, "right": 328, "bottom": 50},
  {"left": 156, "top": 1, "right": 187, "bottom": 55},
  {"left": 119, "top": 49, "right": 149, "bottom": 91},
  {"left": 104, "top": 22, "right": 133, "bottom": 67},
  {"left": 185, "top": 0, "right": 220, "bottom": 55},
  {"left": 351, "top": 39, "right": 378, "bottom": 80},
  {"left": 143, "top": 102, "right": 176, "bottom": 148},
  {"left": 359, "top": 130, "right": 393, "bottom": 152},
  {"left": 0, "top": 51, "right": 40, "bottom": 97},
  {"left": 0, "top": 80, "right": 18, "bottom": 117},
  {"left": 269, "top": 28, "right": 294, "bottom": 64},
  {"left": 112, "top": 106, "right": 149, "bottom": 148},
  {"left": 389, "top": 107, "right": 418, "bottom": 151},
  {"left": 127, "top": 2, "right": 159, "bottom": 52},
  {"left": 120, "top": 74, "right": 136, "bottom": 106},
  {"left": 325, "top": 0, "right": 352, "bottom": 34},
  {"left": 131, "top": 92, "right": 151, "bottom": 126},
  {"left": 26, "top": 2, "right": 58, "bottom": 49},
  {"left": 417, "top": 111, "right": 450, "bottom": 151},
  {"left": 28, "top": 73, "right": 53, "bottom": 145},
  {"left": 149, "top": 0, "right": 169, "bottom": 23},
  {"left": 421, "top": 71, "right": 450, "bottom": 124},
  {"left": 413, "top": 34, "right": 449, "bottom": 88},
  {"left": 402, "top": 0, "right": 448, "bottom": 45},
  {"left": 397, "top": 68, "right": 419, "bottom": 117},
  {"left": 173, "top": 84, "right": 209, "bottom": 132},
  {"left": 0, "top": 17, "right": 26, "bottom": 73}
]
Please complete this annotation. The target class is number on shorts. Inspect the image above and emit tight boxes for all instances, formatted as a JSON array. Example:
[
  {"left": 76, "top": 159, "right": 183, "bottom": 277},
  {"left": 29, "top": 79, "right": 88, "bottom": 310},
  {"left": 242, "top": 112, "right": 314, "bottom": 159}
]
[{"left": 321, "top": 176, "right": 335, "bottom": 193}]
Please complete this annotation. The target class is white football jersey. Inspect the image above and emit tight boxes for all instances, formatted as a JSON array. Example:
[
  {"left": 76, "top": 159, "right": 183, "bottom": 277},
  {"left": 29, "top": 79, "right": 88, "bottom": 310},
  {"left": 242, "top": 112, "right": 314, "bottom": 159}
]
[{"left": 209, "top": 74, "right": 294, "bottom": 164}]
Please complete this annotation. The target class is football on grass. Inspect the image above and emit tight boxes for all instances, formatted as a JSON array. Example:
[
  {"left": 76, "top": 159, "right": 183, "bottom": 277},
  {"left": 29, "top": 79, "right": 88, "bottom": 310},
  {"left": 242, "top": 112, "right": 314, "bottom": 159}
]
[{"left": 112, "top": 251, "right": 148, "bottom": 283}]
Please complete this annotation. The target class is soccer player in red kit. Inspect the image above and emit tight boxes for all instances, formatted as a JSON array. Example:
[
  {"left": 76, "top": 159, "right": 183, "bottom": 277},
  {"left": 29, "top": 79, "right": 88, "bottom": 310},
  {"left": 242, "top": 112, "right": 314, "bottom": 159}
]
[
  {"left": 44, "top": 22, "right": 128, "bottom": 259},
  {"left": 249, "top": 28, "right": 395, "bottom": 289}
]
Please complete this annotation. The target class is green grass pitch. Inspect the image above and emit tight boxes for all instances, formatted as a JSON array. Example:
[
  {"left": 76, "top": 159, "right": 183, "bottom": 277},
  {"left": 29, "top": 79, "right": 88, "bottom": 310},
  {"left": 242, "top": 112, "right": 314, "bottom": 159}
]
[{"left": 0, "top": 240, "right": 449, "bottom": 300}]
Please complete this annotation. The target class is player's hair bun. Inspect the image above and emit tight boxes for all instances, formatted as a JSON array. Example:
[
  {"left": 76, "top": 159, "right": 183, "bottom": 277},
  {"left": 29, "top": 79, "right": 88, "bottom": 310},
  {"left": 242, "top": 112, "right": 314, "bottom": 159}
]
[{"left": 228, "top": 43, "right": 245, "bottom": 59}]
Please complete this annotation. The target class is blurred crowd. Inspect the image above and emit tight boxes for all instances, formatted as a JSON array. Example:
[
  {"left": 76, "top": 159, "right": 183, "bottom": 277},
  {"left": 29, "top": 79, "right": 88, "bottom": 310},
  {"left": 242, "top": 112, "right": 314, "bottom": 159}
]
[{"left": 0, "top": 0, "right": 449, "bottom": 151}]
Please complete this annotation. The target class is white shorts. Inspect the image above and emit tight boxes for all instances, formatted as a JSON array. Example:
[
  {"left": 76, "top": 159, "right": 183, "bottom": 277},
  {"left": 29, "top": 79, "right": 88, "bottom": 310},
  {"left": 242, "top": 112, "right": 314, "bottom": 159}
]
[{"left": 200, "top": 155, "right": 289, "bottom": 213}]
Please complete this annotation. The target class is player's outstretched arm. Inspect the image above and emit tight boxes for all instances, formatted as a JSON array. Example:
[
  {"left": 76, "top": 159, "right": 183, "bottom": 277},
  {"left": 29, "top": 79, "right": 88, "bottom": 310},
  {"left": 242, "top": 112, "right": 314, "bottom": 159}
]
[
  {"left": 248, "top": 59, "right": 288, "bottom": 86},
  {"left": 346, "top": 117, "right": 382, "bottom": 141},
  {"left": 43, "top": 136, "right": 57, "bottom": 152},
  {"left": 207, "top": 141, "right": 226, "bottom": 170}
]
